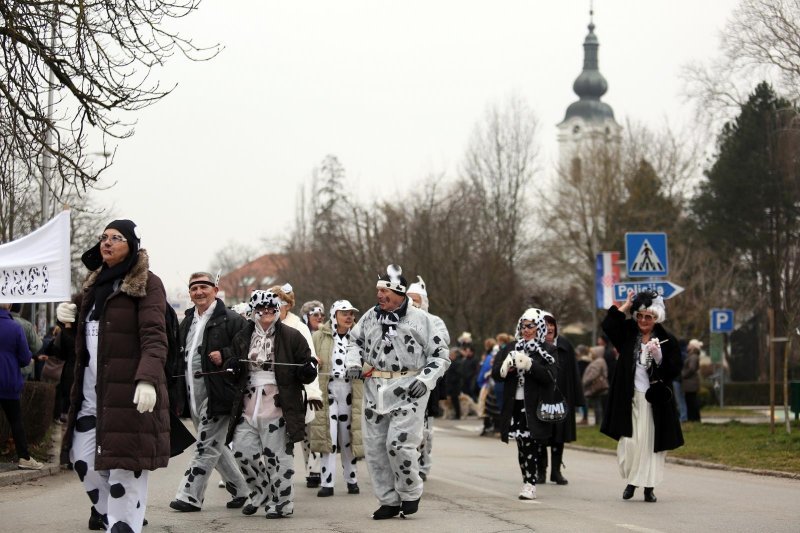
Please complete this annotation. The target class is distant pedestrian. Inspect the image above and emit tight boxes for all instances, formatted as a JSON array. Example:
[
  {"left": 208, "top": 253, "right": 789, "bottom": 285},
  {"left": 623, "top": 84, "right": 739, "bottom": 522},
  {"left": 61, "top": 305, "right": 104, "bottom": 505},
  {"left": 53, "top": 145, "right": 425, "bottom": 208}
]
[
  {"left": 582, "top": 346, "right": 609, "bottom": 426},
  {"left": 601, "top": 289, "right": 684, "bottom": 503},
  {"left": 682, "top": 339, "right": 702, "bottom": 422},
  {"left": 300, "top": 300, "right": 325, "bottom": 333},
  {"left": 0, "top": 303, "right": 42, "bottom": 470}
]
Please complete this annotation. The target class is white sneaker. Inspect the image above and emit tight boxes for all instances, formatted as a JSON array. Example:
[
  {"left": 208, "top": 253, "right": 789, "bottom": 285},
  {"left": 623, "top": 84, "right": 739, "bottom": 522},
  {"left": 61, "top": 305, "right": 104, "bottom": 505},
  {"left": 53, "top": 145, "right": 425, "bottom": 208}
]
[
  {"left": 518, "top": 482, "right": 536, "bottom": 500},
  {"left": 18, "top": 457, "right": 44, "bottom": 470}
]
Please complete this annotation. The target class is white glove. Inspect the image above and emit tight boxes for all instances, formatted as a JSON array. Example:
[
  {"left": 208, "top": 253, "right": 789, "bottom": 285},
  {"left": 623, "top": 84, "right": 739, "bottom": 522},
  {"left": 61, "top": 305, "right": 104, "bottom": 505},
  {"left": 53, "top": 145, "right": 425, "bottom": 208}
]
[
  {"left": 500, "top": 353, "right": 515, "bottom": 378},
  {"left": 133, "top": 381, "right": 157, "bottom": 413},
  {"left": 513, "top": 352, "right": 532, "bottom": 371},
  {"left": 56, "top": 302, "right": 77, "bottom": 324},
  {"left": 646, "top": 339, "right": 663, "bottom": 364}
]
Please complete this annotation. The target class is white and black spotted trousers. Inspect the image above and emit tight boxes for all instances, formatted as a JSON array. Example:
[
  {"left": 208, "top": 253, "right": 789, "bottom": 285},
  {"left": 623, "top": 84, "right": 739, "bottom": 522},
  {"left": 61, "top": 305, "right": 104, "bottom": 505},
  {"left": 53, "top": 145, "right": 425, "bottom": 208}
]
[
  {"left": 418, "top": 415, "right": 434, "bottom": 477},
  {"left": 363, "top": 391, "right": 427, "bottom": 506},
  {"left": 232, "top": 416, "right": 295, "bottom": 515},
  {"left": 71, "top": 418, "right": 149, "bottom": 533},
  {"left": 174, "top": 397, "right": 248, "bottom": 508},
  {"left": 320, "top": 379, "right": 358, "bottom": 488},
  {"left": 302, "top": 429, "right": 320, "bottom": 478}
]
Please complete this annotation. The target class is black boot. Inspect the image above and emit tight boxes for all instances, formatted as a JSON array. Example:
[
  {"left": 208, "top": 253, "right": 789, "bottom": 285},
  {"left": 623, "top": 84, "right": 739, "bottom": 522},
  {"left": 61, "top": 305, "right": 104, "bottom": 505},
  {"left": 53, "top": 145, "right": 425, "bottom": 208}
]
[
  {"left": 535, "top": 445, "right": 548, "bottom": 484},
  {"left": 644, "top": 487, "right": 657, "bottom": 502},
  {"left": 400, "top": 498, "right": 420, "bottom": 517},
  {"left": 88, "top": 507, "right": 108, "bottom": 531},
  {"left": 306, "top": 473, "right": 321, "bottom": 488},
  {"left": 372, "top": 505, "right": 401, "bottom": 520},
  {"left": 550, "top": 448, "right": 568, "bottom": 485},
  {"left": 622, "top": 484, "right": 636, "bottom": 500}
]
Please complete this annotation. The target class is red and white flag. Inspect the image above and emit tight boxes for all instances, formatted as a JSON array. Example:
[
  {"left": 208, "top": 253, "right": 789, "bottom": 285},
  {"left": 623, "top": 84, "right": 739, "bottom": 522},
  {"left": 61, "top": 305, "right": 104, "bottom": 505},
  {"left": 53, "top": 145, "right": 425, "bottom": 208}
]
[{"left": 595, "top": 251, "right": 620, "bottom": 309}]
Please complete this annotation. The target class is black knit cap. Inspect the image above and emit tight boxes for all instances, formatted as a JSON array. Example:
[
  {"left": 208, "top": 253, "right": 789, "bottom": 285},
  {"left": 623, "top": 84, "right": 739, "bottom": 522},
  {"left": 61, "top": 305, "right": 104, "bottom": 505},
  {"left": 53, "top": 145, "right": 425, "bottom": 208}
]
[{"left": 81, "top": 219, "right": 140, "bottom": 270}]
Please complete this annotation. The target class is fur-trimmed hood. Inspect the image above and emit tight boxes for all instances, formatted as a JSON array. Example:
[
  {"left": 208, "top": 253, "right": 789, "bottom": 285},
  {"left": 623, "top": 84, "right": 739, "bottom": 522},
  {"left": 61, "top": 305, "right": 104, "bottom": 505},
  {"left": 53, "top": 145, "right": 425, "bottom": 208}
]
[{"left": 82, "top": 249, "right": 151, "bottom": 298}]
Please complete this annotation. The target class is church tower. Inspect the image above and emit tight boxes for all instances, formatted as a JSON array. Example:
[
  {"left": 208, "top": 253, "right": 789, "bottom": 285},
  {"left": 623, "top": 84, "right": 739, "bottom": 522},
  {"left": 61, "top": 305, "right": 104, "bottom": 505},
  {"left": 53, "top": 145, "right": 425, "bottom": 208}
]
[{"left": 557, "top": 10, "right": 621, "bottom": 168}]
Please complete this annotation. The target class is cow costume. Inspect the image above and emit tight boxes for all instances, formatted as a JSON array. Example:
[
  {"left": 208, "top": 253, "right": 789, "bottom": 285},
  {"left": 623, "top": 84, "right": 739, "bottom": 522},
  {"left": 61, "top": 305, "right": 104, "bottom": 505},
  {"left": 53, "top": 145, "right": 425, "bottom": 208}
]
[
  {"left": 309, "top": 299, "right": 364, "bottom": 496},
  {"left": 224, "top": 290, "right": 318, "bottom": 519},
  {"left": 62, "top": 220, "right": 169, "bottom": 533},
  {"left": 345, "top": 265, "right": 450, "bottom": 519},
  {"left": 406, "top": 276, "right": 450, "bottom": 481}
]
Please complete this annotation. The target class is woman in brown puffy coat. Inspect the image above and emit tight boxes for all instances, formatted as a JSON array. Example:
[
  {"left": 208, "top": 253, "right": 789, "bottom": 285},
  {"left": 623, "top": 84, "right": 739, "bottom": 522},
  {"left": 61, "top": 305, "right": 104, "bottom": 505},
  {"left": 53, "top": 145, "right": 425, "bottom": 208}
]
[{"left": 61, "top": 220, "right": 169, "bottom": 533}]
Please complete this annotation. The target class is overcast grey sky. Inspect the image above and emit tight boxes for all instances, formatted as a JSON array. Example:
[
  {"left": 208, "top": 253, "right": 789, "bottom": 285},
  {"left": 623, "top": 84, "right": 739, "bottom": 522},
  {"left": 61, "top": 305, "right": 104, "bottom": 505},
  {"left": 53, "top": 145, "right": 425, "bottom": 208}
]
[{"left": 91, "top": 0, "right": 740, "bottom": 300}]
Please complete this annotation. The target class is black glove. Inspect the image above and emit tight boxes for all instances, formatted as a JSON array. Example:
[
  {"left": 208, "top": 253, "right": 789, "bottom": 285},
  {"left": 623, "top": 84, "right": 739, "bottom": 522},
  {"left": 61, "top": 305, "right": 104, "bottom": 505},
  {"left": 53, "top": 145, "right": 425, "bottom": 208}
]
[
  {"left": 407, "top": 379, "right": 427, "bottom": 398},
  {"left": 308, "top": 399, "right": 324, "bottom": 410},
  {"left": 345, "top": 367, "right": 362, "bottom": 380},
  {"left": 297, "top": 360, "right": 318, "bottom": 383}
]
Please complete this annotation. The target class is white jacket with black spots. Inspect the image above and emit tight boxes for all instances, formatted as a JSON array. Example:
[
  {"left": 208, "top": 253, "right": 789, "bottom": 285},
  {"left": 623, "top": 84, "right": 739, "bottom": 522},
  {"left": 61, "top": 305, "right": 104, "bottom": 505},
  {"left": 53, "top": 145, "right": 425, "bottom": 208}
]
[{"left": 345, "top": 301, "right": 450, "bottom": 413}]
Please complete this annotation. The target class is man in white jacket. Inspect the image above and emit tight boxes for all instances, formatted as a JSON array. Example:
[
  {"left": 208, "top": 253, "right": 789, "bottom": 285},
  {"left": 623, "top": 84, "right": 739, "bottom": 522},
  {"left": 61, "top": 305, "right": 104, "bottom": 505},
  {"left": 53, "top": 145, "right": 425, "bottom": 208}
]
[{"left": 345, "top": 265, "right": 450, "bottom": 520}]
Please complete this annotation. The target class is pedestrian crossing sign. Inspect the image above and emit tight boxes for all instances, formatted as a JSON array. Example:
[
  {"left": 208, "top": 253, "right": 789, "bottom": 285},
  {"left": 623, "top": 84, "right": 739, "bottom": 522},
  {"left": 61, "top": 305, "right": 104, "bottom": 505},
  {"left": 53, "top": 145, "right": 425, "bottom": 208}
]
[{"left": 625, "top": 232, "right": 668, "bottom": 277}]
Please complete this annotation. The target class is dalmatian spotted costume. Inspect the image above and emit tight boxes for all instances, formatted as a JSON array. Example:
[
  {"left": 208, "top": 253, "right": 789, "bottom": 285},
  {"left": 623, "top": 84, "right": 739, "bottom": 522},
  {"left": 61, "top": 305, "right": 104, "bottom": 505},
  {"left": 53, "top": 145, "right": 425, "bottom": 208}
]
[
  {"left": 345, "top": 266, "right": 450, "bottom": 519},
  {"left": 313, "top": 300, "right": 362, "bottom": 493},
  {"left": 406, "top": 276, "right": 450, "bottom": 480},
  {"left": 224, "top": 290, "right": 317, "bottom": 518},
  {"left": 493, "top": 308, "right": 558, "bottom": 501}
]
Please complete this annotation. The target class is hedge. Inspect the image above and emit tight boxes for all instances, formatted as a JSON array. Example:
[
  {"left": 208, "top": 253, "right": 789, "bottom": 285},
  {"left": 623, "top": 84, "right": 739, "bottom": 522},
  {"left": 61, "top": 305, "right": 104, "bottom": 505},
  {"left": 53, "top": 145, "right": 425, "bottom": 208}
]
[{"left": 0, "top": 381, "right": 56, "bottom": 451}]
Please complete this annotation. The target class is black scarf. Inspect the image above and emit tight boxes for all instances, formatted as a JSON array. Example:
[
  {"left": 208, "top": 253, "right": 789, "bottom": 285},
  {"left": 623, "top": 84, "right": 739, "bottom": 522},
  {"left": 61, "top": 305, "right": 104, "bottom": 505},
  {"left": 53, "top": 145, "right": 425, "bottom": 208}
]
[
  {"left": 374, "top": 297, "right": 409, "bottom": 346},
  {"left": 86, "top": 251, "right": 139, "bottom": 321}
]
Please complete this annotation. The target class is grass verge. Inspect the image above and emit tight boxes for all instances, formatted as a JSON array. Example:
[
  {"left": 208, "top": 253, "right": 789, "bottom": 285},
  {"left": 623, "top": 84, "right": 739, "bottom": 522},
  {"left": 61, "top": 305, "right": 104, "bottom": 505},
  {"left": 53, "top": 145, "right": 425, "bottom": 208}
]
[{"left": 577, "top": 421, "right": 800, "bottom": 474}]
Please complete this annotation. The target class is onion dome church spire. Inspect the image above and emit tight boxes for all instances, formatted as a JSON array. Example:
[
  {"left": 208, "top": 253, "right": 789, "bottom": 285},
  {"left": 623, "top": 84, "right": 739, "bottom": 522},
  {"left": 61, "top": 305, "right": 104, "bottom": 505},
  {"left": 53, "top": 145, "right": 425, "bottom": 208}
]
[{"left": 557, "top": 7, "right": 621, "bottom": 165}]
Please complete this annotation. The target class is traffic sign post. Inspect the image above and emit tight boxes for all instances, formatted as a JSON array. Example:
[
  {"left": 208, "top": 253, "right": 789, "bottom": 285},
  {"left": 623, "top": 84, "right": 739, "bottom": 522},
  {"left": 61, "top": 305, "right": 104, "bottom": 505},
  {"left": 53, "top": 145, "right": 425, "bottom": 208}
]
[
  {"left": 709, "top": 309, "right": 734, "bottom": 408},
  {"left": 710, "top": 308, "right": 734, "bottom": 333},
  {"left": 613, "top": 281, "right": 684, "bottom": 300},
  {"left": 625, "top": 232, "right": 668, "bottom": 278}
]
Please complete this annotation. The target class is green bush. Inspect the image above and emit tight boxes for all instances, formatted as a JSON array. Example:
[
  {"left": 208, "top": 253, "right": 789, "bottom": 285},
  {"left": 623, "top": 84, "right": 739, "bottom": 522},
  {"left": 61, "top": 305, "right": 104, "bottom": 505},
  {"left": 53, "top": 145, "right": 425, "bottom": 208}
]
[{"left": 0, "top": 381, "right": 56, "bottom": 450}]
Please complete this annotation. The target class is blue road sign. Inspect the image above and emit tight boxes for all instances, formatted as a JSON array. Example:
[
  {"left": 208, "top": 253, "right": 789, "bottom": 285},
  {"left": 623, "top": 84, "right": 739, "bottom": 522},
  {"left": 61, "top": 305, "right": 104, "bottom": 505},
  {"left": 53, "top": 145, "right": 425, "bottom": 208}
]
[
  {"left": 625, "top": 232, "right": 668, "bottom": 277},
  {"left": 710, "top": 308, "right": 734, "bottom": 333},
  {"left": 613, "top": 281, "right": 684, "bottom": 301}
]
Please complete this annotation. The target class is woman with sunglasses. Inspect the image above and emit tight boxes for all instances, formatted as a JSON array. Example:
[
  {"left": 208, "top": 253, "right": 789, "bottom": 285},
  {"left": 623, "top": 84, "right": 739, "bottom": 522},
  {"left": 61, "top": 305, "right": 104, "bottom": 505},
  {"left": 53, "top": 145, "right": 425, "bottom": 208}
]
[
  {"left": 492, "top": 308, "right": 558, "bottom": 501},
  {"left": 600, "top": 289, "right": 684, "bottom": 503}
]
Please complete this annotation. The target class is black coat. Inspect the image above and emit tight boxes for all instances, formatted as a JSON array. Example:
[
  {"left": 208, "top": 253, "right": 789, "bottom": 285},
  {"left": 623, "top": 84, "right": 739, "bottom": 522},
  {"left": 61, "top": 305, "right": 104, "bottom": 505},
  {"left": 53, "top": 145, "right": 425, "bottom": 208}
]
[
  {"left": 170, "top": 299, "right": 247, "bottom": 417},
  {"left": 492, "top": 342, "right": 559, "bottom": 443},
  {"left": 600, "top": 306, "right": 684, "bottom": 453},
  {"left": 225, "top": 320, "right": 315, "bottom": 445},
  {"left": 547, "top": 336, "right": 585, "bottom": 444}
]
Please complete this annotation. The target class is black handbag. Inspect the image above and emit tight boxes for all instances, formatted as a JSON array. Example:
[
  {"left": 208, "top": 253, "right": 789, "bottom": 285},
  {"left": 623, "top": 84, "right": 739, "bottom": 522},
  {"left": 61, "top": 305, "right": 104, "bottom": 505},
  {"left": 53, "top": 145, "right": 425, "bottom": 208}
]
[
  {"left": 645, "top": 379, "right": 673, "bottom": 404},
  {"left": 536, "top": 368, "right": 568, "bottom": 423}
]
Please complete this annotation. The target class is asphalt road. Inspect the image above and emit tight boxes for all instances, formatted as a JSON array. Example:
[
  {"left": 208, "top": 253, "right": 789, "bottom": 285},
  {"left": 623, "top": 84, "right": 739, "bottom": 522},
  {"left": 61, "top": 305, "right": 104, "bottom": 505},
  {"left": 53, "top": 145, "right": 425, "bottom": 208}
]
[{"left": 0, "top": 418, "right": 797, "bottom": 532}]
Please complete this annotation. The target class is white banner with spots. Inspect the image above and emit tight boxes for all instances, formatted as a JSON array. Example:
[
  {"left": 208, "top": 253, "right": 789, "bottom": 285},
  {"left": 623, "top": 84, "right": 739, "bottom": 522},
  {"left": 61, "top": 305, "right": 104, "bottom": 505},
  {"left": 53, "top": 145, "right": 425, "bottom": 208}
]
[{"left": 0, "top": 210, "right": 71, "bottom": 303}]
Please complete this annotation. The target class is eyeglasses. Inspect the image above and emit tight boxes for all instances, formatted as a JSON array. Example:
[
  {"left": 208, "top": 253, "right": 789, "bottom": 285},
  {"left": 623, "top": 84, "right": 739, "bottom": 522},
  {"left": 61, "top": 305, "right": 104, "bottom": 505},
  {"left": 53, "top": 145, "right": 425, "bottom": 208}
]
[
  {"left": 520, "top": 323, "right": 536, "bottom": 330},
  {"left": 636, "top": 313, "right": 655, "bottom": 322},
  {"left": 99, "top": 234, "right": 127, "bottom": 244},
  {"left": 255, "top": 307, "right": 279, "bottom": 315}
]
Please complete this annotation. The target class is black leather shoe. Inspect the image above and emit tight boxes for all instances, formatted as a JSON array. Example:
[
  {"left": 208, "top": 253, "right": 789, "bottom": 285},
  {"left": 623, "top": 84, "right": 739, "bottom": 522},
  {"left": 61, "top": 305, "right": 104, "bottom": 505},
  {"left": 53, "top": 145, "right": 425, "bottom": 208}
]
[
  {"left": 400, "top": 498, "right": 420, "bottom": 517},
  {"left": 317, "top": 487, "right": 334, "bottom": 497},
  {"left": 226, "top": 496, "right": 247, "bottom": 509},
  {"left": 241, "top": 504, "right": 258, "bottom": 516},
  {"left": 622, "top": 484, "right": 636, "bottom": 500},
  {"left": 88, "top": 507, "right": 107, "bottom": 531},
  {"left": 169, "top": 500, "right": 201, "bottom": 512},
  {"left": 347, "top": 482, "right": 360, "bottom": 494},
  {"left": 265, "top": 511, "right": 289, "bottom": 519},
  {"left": 535, "top": 471, "right": 546, "bottom": 484},
  {"left": 419, "top": 472, "right": 427, "bottom": 481},
  {"left": 644, "top": 487, "right": 657, "bottom": 503},
  {"left": 550, "top": 471, "right": 568, "bottom": 485},
  {"left": 306, "top": 474, "right": 321, "bottom": 488},
  {"left": 372, "top": 505, "right": 401, "bottom": 520}
]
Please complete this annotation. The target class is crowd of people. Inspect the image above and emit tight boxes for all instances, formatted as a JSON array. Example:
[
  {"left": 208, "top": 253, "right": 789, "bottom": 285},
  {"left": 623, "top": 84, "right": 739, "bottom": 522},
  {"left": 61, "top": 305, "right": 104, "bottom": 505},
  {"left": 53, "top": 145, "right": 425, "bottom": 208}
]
[{"left": 0, "top": 217, "right": 718, "bottom": 532}]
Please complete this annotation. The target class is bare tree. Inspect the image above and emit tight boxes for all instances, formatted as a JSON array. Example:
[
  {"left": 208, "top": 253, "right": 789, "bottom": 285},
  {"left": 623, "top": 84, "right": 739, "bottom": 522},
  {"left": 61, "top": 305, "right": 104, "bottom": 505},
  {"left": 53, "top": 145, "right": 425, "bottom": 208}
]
[
  {"left": 683, "top": 0, "right": 800, "bottom": 127},
  {"left": 0, "top": 0, "right": 218, "bottom": 197}
]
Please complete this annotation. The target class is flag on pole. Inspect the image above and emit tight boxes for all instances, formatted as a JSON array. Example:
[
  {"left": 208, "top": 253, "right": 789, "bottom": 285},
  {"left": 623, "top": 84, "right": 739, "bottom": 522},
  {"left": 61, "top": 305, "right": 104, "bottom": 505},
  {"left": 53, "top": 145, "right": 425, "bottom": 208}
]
[
  {"left": 0, "top": 210, "right": 71, "bottom": 303},
  {"left": 595, "top": 251, "right": 620, "bottom": 309}
]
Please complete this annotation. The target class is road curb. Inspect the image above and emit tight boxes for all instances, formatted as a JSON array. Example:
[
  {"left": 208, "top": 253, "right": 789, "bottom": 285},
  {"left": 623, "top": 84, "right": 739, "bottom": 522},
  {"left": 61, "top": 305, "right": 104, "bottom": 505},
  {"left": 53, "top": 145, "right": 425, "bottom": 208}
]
[
  {"left": 566, "top": 444, "right": 800, "bottom": 480},
  {"left": 0, "top": 464, "right": 64, "bottom": 487}
]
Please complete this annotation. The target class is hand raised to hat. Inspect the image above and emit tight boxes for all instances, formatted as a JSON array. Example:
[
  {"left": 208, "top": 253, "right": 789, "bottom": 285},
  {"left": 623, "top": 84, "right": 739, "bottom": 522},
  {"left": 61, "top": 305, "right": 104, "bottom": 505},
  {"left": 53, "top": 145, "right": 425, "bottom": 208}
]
[{"left": 406, "top": 379, "right": 427, "bottom": 398}]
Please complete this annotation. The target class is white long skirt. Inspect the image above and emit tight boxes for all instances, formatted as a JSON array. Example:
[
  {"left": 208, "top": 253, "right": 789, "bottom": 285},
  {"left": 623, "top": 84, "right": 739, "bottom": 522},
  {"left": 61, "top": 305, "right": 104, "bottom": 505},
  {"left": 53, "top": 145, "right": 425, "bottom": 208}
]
[{"left": 617, "top": 390, "right": 665, "bottom": 487}]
